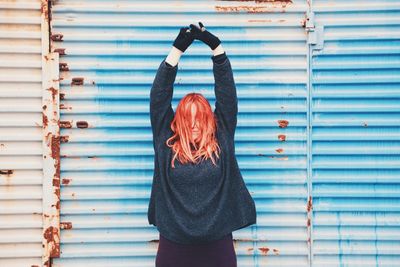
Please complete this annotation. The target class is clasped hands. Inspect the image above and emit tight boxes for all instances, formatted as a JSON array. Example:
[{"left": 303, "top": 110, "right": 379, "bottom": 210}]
[{"left": 173, "top": 22, "right": 221, "bottom": 53}]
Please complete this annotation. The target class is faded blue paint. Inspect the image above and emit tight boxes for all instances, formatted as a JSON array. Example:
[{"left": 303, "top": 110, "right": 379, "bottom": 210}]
[
  {"left": 48, "top": 0, "right": 400, "bottom": 266},
  {"left": 311, "top": 0, "right": 400, "bottom": 266}
]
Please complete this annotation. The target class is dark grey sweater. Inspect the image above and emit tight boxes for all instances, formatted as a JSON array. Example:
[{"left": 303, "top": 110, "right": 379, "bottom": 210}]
[{"left": 148, "top": 52, "right": 257, "bottom": 245}]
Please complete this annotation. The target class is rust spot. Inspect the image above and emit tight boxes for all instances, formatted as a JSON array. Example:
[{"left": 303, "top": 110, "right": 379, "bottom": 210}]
[
  {"left": 59, "top": 62, "right": 69, "bottom": 71},
  {"left": 301, "top": 17, "right": 307, "bottom": 28},
  {"left": 40, "top": 0, "right": 49, "bottom": 22},
  {"left": 51, "top": 33, "right": 64, "bottom": 41},
  {"left": 247, "top": 247, "right": 254, "bottom": 252},
  {"left": 278, "top": 134, "right": 286, "bottom": 141},
  {"left": 307, "top": 217, "right": 311, "bottom": 227},
  {"left": 31, "top": 265, "right": 40, "bottom": 267},
  {"left": 0, "top": 170, "right": 13, "bottom": 175},
  {"left": 307, "top": 195, "right": 312, "bottom": 212},
  {"left": 60, "top": 136, "right": 69, "bottom": 143},
  {"left": 43, "top": 113, "right": 48, "bottom": 128},
  {"left": 275, "top": 148, "right": 284, "bottom": 153},
  {"left": 273, "top": 248, "right": 280, "bottom": 255},
  {"left": 43, "top": 260, "right": 50, "bottom": 267},
  {"left": 43, "top": 226, "right": 60, "bottom": 257},
  {"left": 60, "top": 93, "right": 65, "bottom": 100},
  {"left": 215, "top": 0, "right": 293, "bottom": 13},
  {"left": 47, "top": 87, "right": 58, "bottom": 103},
  {"left": 60, "top": 121, "right": 72, "bottom": 128},
  {"left": 268, "top": 155, "right": 289, "bottom": 160},
  {"left": 278, "top": 119, "right": 289, "bottom": 128},
  {"left": 54, "top": 189, "right": 60, "bottom": 200},
  {"left": 52, "top": 178, "right": 60, "bottom": 187},
  {"left": 51, "top": 135, "right": 60, "bottom": 160},
  {"left": 43, "top": 105, "right": 47, "bottom": 110},
  {"left": 59, "top": 104, "right": 72, "bottom": 110},
  {"left": 62, "top": 178, "right": 71, "bottom": 185},
  {"left": 258, "top": 247, "right": 270, "bottom": 255},
  {"left": 71, "top": 77, "right": 84, "bottom": 86},
  {"left": 54, "top": 48, "right": 66, "bottom": 55},
  {"left": 215, "top": 5, "right": 271, "bottom": 13},
  {"left": 55, "top": 200, "right": 60, "bottom": 210},
  {"left": 248, "top": 19, "right": 272, "bottom": 23},
  {"left": 60, "top": 222, "right": 72, "bottom": 230},
  {"left": 77, "top": 121, "right": 89, "bottom": 128}
]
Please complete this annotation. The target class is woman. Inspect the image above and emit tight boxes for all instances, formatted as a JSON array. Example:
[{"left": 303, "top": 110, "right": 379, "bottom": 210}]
[{"left": 148, "top": 22, "right": 257, "bottom": 267}]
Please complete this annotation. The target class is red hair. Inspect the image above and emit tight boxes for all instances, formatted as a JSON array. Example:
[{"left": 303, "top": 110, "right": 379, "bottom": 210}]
[{"left": 166, "top": 92, "right": 221, "bottom": 168}]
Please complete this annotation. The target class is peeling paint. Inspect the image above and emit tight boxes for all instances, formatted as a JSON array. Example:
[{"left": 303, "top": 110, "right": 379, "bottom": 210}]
[
  {"left": 47, "top": 87, "right": 58, "bottom": 103},
  {"left": 52, "top": 178, "right": 60, "bottom": 187},
  {"left": 268, "top": 155, "right": 289, "bottom": 160},
  {"left": 71, "top": 77, "right": 84, "bottom": 86},
  {"left": 307, "top": 195, "right": 312, "bottom": 212},
  {"left": 62, "top": 178, "right": 71, "bottom": 185},
  {"left": 54, "top": 48, "right": 66, "bottom": 55},
  {"left": 51, "top": 33, "right": 64, "bottom": 41},
  {"left": 59, "top": 62, "right": 69, "bottom": 71},
  {"left": 248, "top": 19, "right": 272, "bottom": 23},
  {"left": 275, "top": 148, "right": 284, "bottom": 153},
  {"left": 43, "top": 226, "right": 60, "bottom": 257},
  {"left": 258, "top": 247, "right": 270, "bottom": 255},
  {"left": 215, "top": 0, "right": 292, "bottom": 13},
  {"left": 77, "top": 121, "right": 89, "bottom": 128},
  {"left": 0, "top": 169, "right": 13, "bottom": 175},
  {"left": 60, "top": 135, "right": 69, "bottom": 143},
  {"left": 278, "top": 119, "right": 289, "bottom": 128},
  {"left": 43, "top": 113, "right": 49, "bottom": 128},
  {"left": 60, "top": 222, "right": 73, "bottom": 229},
  {"left": 278, "top": 134, "right": 286, "bottom": 141},
  {"left": 59, "top": 121, "right": 72, "bottom": 128},
  {"left": 60, "top": 103, "right": 72, "bottom": 110}
]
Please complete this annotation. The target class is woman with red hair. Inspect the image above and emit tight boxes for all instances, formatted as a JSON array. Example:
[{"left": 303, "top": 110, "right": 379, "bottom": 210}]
[{"left": 148, "top": 22, "right": 257, "bottom": 267}]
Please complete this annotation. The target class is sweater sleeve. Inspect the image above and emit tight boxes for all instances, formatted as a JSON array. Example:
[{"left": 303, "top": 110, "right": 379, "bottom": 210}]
[
  {"left": 150, "top": 58, "right": 178, "bottom": 143},
  {"left": 211, "top": 52, "right": 238, "bottom": 138}
]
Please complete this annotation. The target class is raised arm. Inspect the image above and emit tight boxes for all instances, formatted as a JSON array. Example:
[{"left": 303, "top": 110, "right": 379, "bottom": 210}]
[
  {"left": 211, "top": 48, "right": 238, "bottom": 138},
  {"left": 190, "top": 22, "right": 238, "bottom": 138},
  {"left": 149, "top": 27, "right": 194, "bottom": 143},
  {"left": 149, "top": 54, "right": 178, "bottom": 142}
]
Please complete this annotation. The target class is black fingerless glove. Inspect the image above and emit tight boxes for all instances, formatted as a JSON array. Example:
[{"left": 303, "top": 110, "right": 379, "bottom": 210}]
[
  {"left": 189, "top": 22, "right": 221, "bottom": 50},
  {"left": 173, "top": 27, "right": 194, "bottom": 53}
]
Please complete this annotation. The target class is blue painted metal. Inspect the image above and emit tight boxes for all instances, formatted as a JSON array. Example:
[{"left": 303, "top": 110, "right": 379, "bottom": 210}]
[
  {"left": 50, "top": 1, "right": 310, "bottom": 266},
  {"left": 310, "top": 0, "right": 400, "bottom": 266},
  {"left": 47, "top": 0, "right": 400, "bottom": 266}
]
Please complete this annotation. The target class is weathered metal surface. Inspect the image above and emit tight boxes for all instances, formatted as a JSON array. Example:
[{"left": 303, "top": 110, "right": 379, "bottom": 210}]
[
  {"left": 50, "top": 0, "right": 309, "bottom": 266},
  {"left": 0, "top": 0, "right": 57, "bottom": 267},
  {"left": 310, "top": 0, "right": 400, "bottom": 266}
]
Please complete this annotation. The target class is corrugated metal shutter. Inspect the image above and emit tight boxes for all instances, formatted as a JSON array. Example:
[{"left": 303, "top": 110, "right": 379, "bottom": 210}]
[
  {"left": 50, "top": 1, "right": 311, "bottom": 266},
  {"left": 0, "top": 1, "right": 60, "bottom": 267},
  {"left": 311, "top": 1, "right": 400, "bottom": 266}
]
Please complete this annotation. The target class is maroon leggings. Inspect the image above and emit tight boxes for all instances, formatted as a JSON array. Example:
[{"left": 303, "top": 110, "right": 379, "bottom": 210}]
[{"left": 156, "top": 232, "right": 237, "bottom": 267}]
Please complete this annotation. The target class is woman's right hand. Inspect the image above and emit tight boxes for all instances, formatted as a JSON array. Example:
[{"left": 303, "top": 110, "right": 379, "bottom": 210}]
[
  {"left": 172, "top": 27, "right": 195, "bottom": 53},
  {"left": 189, "top": 22, "right": 221, "bottom": 50}
]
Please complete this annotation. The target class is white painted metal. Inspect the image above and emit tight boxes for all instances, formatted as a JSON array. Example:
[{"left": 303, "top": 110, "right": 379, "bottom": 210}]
[{"left": 0, "top": 0, "right": 57, "bottom": 266}]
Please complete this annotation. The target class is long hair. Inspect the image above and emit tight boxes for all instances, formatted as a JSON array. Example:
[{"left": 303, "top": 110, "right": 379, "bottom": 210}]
[{"left": 166, "top": 92, "right": 221, "bottom": 168}]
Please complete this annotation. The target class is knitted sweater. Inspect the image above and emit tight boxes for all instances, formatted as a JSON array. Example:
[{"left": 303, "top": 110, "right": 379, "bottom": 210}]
[{"left": 148, "top": 52, "right": 257, "bottom": 245}]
